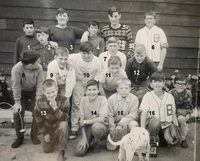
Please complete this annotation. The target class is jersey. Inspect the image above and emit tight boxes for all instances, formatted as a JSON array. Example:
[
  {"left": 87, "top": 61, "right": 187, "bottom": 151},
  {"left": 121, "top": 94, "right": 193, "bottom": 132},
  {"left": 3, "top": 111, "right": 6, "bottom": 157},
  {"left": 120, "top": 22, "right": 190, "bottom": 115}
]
[
  {"left": 135, "top": 26, "right": 168, "bottom": 62},
  {"left": 48, "top": 25, "right": 84, "bottom": 53},
  {"left": 88, "top": 36, "right": 105, "bottom": 57},
  {"left": 101, "top": 24, "right": 134, "bottom": 59}
]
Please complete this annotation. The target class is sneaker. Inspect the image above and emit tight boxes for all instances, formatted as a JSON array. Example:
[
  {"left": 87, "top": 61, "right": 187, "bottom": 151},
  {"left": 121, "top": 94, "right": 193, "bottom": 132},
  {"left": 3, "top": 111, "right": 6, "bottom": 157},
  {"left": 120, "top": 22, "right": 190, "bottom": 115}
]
[
  {"left": 11, "top": 137, "right": 24, "bottom": 148},
  {"left": 92, "top": 143, "right": 101, "bottom": 153},
  {"left": 31, "top": 136, "right": 41, "bottom": 145},
  {"left": 181, "top": 140, "right": 188, "bottom": 148},
  {"left": 69, "top": 131, "right": 77, "bottom": 140}
]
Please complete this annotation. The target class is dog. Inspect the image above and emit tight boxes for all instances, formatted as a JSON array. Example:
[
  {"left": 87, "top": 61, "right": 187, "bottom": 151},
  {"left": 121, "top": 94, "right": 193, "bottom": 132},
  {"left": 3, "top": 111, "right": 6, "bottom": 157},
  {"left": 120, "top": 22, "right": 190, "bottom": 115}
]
[{"left": 108, "top": 127, "right": 150, "bottom": 161}]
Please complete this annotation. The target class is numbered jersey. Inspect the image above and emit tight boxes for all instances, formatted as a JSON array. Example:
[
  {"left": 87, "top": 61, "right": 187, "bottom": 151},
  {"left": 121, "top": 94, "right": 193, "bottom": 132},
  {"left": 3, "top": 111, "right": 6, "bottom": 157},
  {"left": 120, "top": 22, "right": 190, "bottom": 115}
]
[
  {"left": 140, "top": 91, "right": 176, "bottom": 123},
  {"left": 135, "top": 26, "right": 168, "bottom": 62}
]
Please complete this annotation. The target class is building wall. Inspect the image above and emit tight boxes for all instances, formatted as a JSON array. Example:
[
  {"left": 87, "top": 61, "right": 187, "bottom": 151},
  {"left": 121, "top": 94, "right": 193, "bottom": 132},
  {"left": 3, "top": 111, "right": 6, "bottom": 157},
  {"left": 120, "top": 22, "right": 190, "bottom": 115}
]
[{"left": 0, "top": 0, "right": 199, "bottom": 77}]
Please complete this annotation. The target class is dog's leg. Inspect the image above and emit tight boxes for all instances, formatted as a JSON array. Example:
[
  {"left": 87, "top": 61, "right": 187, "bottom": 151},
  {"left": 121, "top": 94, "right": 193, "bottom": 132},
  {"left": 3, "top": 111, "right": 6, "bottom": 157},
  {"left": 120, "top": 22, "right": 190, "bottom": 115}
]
[
  {"left": 138, "top": 150, "right": 144, "bottom": 161},
  {"left": 125, "top": 148, "right": 134, "bottom": 161},
  {"left": 118, "top": 146, "right": 124, "bottom": 161},
  {"left": 144, "top": 142, "right": 150, "bottom": 161}
]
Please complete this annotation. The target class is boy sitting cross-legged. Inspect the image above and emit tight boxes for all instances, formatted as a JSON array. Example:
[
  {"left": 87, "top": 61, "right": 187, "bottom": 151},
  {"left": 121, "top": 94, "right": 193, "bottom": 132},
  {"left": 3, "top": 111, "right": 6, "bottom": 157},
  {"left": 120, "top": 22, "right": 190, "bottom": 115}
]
[
  {"left": 34, "top": 79, "right": 68, "bottom": 161},
  {"left": 75, "top": 79, "right": 108, "bottom": 156}
]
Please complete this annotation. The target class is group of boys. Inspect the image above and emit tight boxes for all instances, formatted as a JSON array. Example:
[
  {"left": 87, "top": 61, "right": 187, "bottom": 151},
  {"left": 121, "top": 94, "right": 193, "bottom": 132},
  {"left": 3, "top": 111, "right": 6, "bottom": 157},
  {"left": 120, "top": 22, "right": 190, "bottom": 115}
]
[{"left": 10, "top": 5, "right": 193, "bottom": 161}]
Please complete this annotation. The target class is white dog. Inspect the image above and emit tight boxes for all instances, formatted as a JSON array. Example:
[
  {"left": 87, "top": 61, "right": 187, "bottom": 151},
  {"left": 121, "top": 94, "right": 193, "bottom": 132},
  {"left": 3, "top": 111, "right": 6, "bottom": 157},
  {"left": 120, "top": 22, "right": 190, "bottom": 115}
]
[{"left": 107, "top": 127, "right": 150, "bottom": 161}]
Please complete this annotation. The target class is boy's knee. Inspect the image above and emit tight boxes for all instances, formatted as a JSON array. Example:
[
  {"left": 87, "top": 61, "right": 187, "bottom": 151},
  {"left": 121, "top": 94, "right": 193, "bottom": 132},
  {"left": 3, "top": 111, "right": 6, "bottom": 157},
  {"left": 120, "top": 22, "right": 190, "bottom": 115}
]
[
  {"left": 43, "top": 146, "right": 54, "bottom": 153},
  {"left": 148, "top": 118, "right": 160, "bottom": 135},
  {"left": 91, "top": 123, "right": 103, "bottom": 135},
  {"left": 178, "top": 115, "right": 186, "bottom": 123}
]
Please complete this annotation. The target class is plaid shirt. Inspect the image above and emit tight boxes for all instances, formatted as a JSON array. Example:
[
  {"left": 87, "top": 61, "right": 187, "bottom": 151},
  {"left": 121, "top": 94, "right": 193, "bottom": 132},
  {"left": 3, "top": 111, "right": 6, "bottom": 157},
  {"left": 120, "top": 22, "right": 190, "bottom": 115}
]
[{"left": 34, "top": 95, "right": 66, "bottom": 135}]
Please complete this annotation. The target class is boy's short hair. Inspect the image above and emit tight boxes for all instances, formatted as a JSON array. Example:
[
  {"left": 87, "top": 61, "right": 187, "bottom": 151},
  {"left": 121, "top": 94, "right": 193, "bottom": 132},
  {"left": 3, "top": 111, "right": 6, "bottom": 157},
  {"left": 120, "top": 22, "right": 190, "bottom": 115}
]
[
  {"left": 79, "top": 41, "right": 93, "bottom": 53},
  {"left": 117, "top": 78, "right": 131, "bottom": 87},
  {"left": 150, "top": 71, "right": 165, "bottom": 82},
  {"left": 135, "top": 44, "right": 146, "bottom": 55},
  {"left": 57, "top": 8, "right": 69, "bottom": 16},
  {"left": 107, "top": 37, "right": 119, "bottom": 45},
  {"left": 23, "top": 19, "right": 34, "bottom": 27},
  {"left": 144, "top": 11, "right": 156, "bottom": 19},
  {"left": 88, "top": 20, "right": 99, "bottom": 28},
  {"left": 86, "top": 79, "right": 99, "bottom": 89},
  {"left": 35, "top": 27, "right": 49, "bottom": 34},
  {"left": 174, "top": 73, "right": 187, "bottom": 83},
  {"left": 108, "top": 56, "right": 122, "bottom": 67},
  {"left": 21, "top": 50, "right": 40, "bottom": 65},
  {"left": 55, "top": 46, "right": 69, "bottom": 57},
  {"left": 42, "top": 79, "right": 57, "bottom": 90},
  {"left": 108, "top": 6, "right": 120, "bottom": 16}
]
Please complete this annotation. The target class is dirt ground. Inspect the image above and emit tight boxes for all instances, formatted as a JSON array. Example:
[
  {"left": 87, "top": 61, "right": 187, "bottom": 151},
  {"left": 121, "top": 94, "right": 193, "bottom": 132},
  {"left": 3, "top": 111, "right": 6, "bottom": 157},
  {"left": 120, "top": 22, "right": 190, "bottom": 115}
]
[{"left": 0, "top": 122, "right": 200, "bottom": 161}]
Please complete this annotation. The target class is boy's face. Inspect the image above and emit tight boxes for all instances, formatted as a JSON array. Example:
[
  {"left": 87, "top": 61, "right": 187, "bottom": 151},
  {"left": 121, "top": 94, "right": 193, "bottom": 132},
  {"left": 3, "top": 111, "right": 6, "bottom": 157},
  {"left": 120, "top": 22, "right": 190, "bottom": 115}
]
[
  {"left": 144, "top": 15, "right": 156, "bottom": 28},
  {"left": 88, "top": 25, "right": 99, "bottom": 36},
  {"left": 56, "top": 13, "right": 69, "bottom": 26},
  {"left": 150, "top": 80, "right": 165, "bottom": 92},
  {"left": 86, "top": 85, "right": 99, "bottom": 101},
  {"left": 108, "top": 12, "right": 121, "bottom": 26},
  {"left": 134, "top": 51, "right": 146, "bottom": 64},
  {"left": 174, "top": 80, "right": 187, "bottom": 93},
  {"left": 117, "top": 84, "right": 131, "bottom": 98},
  {"left": 109, "top": 64, "right": 120, "bottom": 75},
  {"left": 81, "top": 51, "right": 93, "bottom": 62},
  {"left": 43, "top": 85, "right": 58, "bottom": 102},
  {"left": 36, "top": 32, "right": 49, "bottom": 45},
  {"left": 55, "top": 55, "right": 68, "bottom": 69},
  {"left": 107, "top": 43, "right": 119, "bottom": 55},
  {"left": 23, "top": 24, "right": 34, "bottom": 36},
  {"left": 26, "top": 58, "right": 40, "bottom": 70}
]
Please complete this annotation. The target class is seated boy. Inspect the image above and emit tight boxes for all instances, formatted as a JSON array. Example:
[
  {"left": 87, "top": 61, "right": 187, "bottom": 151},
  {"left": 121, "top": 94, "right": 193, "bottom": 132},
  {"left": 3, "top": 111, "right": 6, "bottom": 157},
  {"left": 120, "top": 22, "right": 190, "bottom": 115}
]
[
  {"left": 88, "top": 20, "right": 105, "bottom": 57},
  {"left": 47, "top": 46, "right": 76, "bottom": 108},
  {"left": 126, "top": 44, "right": 157, "bottom": 103},
  {"left": 75, "top": 79, "right": 108, "bottom": 156},
  {"left": 11, "top": 50, "right": 43, "bottom": 148},
  {"left": 107, "top": 78, "right": 139, "bottom": 150},
  {"left": 99, "top": 56, "right": 127, "bottom": 98},
  {"left": 68, "top": 42, "right": 101, "bottom": 139},
  {"left": 169, "top": 73, "right": 193, "bottom": 148},
  {"left": 32, "top": 27, "right": 55, "bottom": 76},
  {"left": 99, "top": 37, "right": 127, "bottom": 71},
  {"left": 140, "top": 71, "right": 179, "bottom": 147},
  {"left": 34, "top": 79, "right": 68, "bottom": 161}
]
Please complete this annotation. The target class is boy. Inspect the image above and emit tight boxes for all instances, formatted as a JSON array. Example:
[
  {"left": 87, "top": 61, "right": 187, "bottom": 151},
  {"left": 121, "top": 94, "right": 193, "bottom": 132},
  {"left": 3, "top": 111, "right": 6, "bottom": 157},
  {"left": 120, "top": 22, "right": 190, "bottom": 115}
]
[
  {"left": 32, "top": 27, "right": 55, "bottom": 76},
  {"left": 11, "top": 50, "right": 43, "bottom": 148},
  {"left": 47, "top": 47, "right": 76, "bottom": 107},
  {"left": 126, "top": 44, "right": 157, "bottom": 103},
  {"left": 68, "top": 41, "right": 101, "bottom": 139},
  {"left": 34, "top": 79, "right": 68, "bottom": 161},
  {"left": 75, "top": 79, "right": 108, "bottom": 156},
  {"left": 135, "top": 11, "right": 169, "bottom": 71},
  {"left": 48, "top": 8, "right": 86, "bottom": 54},
  {"left": 99, "top": 56, "right": 127, "bottom": 98},
  {"left": 169, "top": 73, "right": 193, "bottom": 148},
  {"left": 107, "top": 78, "right": 139, "bottom": 150},
  {"left": 140, "top": 71, "right": 179, "bottom": 148},
  {"left": 99, "top": 37, "right": 126, "bottom": 71},
  {"left": 88, "top": 20, "right": 105, "bottom": 57}
]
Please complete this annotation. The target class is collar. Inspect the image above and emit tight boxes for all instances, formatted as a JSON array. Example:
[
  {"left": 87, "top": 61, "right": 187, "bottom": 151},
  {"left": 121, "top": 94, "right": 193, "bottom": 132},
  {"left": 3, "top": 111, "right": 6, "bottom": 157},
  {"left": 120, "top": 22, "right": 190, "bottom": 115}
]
[{"left": 117, "top": 93, "right": 131, "bottom": 102}]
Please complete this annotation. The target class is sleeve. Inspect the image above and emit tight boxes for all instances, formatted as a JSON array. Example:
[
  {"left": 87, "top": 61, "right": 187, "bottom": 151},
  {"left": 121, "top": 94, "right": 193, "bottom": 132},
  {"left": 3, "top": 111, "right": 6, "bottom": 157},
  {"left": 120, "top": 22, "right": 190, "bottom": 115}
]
[
  {"left": 147, "top": 58, "right": 158, "bottom": 76},
  {"left": 79, "top": 98, "right": 85, "bottom": 119},
  {"left": 118, "top": 96, "right": 139, "bottom": 126},
  {"left": 135, "top": 30, "right": 141, "bottom": 45},
  {"left": 94, "top": 59, "right": 102, "bottom": 81},
  {"left": 182, "top": 90, "right": 193, "bottom": 109},
  {"left": 121, "top": 69, "right": 128, "bottom": 78},
  {"left": 126, "top": 26, "right": 135, "bottom": 53},
  {"left": 35, "top": 66, "right": 44, "bottom": 100},
  {"left": 99, "top": 38, "right": 105, "bottom": 55},
  {"left": 170, "top": 95, "right": 176, "bottom": 115},
  {"left": 65, "top": 67, "right": 76, "bottom": 98},
  {"left": 160, "top": 29, "right": 169, "bottom": 48},
  {"left": 11, "top": 66, "right": 21, "bottom": 102},
  {"left": 98, "top": 97, "right": 108, "bottom": 117},
  {"left": 47, "top": 26, "right": 53, "bottom": 41},
  {"left": 121, "top": 54, "right": 127, "bottom": 70},
  {"left": 14, "top": 39, "right": 20, "bottom": 65},
  {"left": 74, "top": 26, "right": 85, "bottom": 39},
  {"left": 100, "top": 69, "right": 106, "bottom": 83},
  {"left": 108, "top": 97, "right": 116, "bottom": 131},
  {"left": 125, "top": 59, "right": 133, "bottom": 82},
  {"left": 46, "top": 61, "right": 57, "bottom": 83},
  {"left": 139, "top": 93, "right": 150, "bottom": 113}
]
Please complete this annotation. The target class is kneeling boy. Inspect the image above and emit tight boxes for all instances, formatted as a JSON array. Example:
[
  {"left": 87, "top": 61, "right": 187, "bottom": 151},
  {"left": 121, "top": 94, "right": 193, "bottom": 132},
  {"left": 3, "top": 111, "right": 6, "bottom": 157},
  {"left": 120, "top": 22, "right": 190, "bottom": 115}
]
[{"left": 34, "top": 79, "right": 68, "bottom": 161}]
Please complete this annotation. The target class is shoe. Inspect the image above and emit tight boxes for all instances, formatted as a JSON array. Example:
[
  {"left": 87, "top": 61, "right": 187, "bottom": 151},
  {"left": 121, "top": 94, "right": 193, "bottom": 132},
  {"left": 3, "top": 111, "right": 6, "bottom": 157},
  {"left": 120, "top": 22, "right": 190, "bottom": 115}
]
[
  {"left": 58, "top": 150, "right": 68, "bottom": 161},
  {"left": 181, "top": 140, "right": 188, "bottom": 148},
  {"left": 69, "top": 131, "right": 77, "bottom": 140},
  {"left": 11, "top": 137, "right": 24, "bottom": 148},
  {"left": 31, "top": 136, "right": 41, "bottom": 145},
  {"left": 92, "top": 143, "right": 101, "bottom": 153}
]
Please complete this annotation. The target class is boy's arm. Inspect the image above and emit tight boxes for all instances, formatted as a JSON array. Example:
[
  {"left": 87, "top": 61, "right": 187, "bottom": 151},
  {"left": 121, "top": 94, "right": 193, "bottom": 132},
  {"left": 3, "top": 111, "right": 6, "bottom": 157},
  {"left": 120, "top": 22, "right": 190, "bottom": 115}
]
[
  {"left": 157, "top": 48, "right": 167, "bottom": 71},
  {"left": 35, "top": 66, "right": 44, "bottom": 100},
  {"left": 76, "top": 125, "right": 89, "bottom": 151},
  {"left": 99, "top": 38, "right": 105, "bottom": 54},
  {"left": 147, "top": 57, "right": 158, "bottom": 75},
  {"left": 125, "top": 59, "right": 132, "bottom": 81},
  {"left": 172, "top": 114, "right": 178, "bottom": 126},
  {"left": 94, "top": 60, "right": 102, "bottom": 81},
  {"left": 50, "top": 100, "right": 65, "bottom": 121},
  {"left": 80, "top": 31, "right": 89, "bottom": 43},
  {"left": 126, "top": 27, "right": 135, "bottom": 58},
  {"left": 108, "top": 98, "right": 116, "bottom": 131},
  {"left": 14, "top": 39, "right": 20, "bottom": 65},
  {"left": 99, "top": 83, "right": 106, "bottom": 96},
  {"left": 121, "top": 54, "right": 127, "bottom": 71},
  {"left": 140, "top": 110, "right": 148, "bottom": 128},
  {"left": 46, "top": 62, "right": 57, "bottom": 82},
  {"left": 65, "top": 67, "right": 76, "bottom": 99}
]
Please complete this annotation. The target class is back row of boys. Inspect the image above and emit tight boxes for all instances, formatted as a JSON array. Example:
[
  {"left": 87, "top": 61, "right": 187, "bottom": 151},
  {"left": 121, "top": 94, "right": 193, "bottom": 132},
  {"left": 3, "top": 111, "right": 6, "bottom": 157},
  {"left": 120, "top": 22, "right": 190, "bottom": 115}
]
[{"left": 11, "top": 6, "right": 193, "bottom": 161}]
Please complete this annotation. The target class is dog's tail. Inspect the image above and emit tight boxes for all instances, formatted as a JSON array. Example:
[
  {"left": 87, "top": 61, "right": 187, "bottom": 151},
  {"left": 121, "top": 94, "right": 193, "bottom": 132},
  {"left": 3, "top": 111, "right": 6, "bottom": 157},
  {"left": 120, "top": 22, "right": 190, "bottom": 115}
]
[{"left": 107, "top": 134, "right": 124, "bottom": 146}]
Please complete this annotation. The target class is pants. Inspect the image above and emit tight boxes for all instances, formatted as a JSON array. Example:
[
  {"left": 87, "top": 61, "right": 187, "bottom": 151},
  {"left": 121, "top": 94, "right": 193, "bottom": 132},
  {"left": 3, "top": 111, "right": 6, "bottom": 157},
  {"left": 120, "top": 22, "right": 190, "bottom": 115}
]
[
  {"left": 75, "top": 123, "right": 108, "bottom": 156},
  {"left": 178, "top": 115, "right": 189, "bottom": 141},
  {"left": 43, "top": 121, "right": 68, "bottom": 153},
  {"left": 13, "top": 90, "right": 38, "bottom": 138},
  {"left": 146, "top": 117, "right": 161, "bottom": 137}
]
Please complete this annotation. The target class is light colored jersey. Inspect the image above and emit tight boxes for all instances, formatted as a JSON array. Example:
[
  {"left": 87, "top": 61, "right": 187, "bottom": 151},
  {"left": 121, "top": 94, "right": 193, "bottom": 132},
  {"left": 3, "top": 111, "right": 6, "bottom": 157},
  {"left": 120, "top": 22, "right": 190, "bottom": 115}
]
[{"left": 135, "top": 26, "right": 168, "bottom": 62}]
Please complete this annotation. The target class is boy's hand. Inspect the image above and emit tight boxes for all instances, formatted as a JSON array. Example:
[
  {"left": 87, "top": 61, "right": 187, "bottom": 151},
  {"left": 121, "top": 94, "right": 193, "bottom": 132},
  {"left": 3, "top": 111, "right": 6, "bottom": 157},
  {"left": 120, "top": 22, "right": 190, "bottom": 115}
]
[
  {"left": 44, "top": 134, "right": 51, "bottom": 143},
  {"left": 12, "top": 103, "right": 22, "bottom": 113},
  {"left": 80, "top": 31, "right": 89, "bottom": 43},
  {"left": 49, "top": 101, "right": 58, "bottom": 110},
  {"left": 157, "top": 63, "right": 163, "bottom": 71},
  {"left": 49, "top": 41, "right": 58, "bottom": 48},
  {"left": 79, "top": 119, "right": 85, "bottom": 128},
  {"left": 76, "top": 138, "right": 89, "bottom": 151},
  {"left": 116, "top": 125, "right": 122, "bottom": 130}
]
